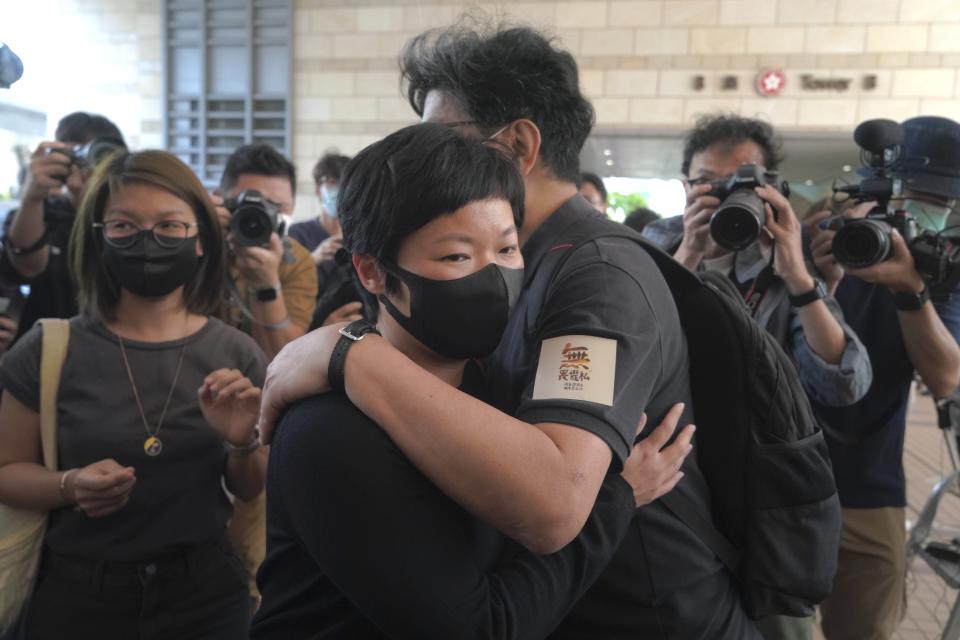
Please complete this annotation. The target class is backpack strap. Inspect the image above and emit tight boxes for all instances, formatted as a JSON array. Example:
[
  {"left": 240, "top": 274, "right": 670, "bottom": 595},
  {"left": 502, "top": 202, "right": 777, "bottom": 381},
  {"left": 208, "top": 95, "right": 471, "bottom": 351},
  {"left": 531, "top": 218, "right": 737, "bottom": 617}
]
[
  {"left": 532, "top": 226, "right": 743, "bottom": 573},
  {"left": 659, "top": 491, "right": 740, "bottom": 572},
  {"left": 38, "top": 319, "right": 70, "bottom": 471}
]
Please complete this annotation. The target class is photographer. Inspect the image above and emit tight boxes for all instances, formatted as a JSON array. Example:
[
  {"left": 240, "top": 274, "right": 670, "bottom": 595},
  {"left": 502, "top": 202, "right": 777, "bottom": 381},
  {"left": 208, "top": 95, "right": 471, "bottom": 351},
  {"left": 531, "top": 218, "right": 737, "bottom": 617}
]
[
  {"left": 215, "top": 144, "right": 318, "bottom": 359},
  {"left": 805, "top": 116, "right": 960, "bottom": 640},
  {"left": 1, "top": 112, "right": 125, "bottom": 344},
  {"left": 643, "top": 114, "right": 873, "bottom": 640},
  {"left": 289, "top": 152, "right": 366, "bottom": 327}
]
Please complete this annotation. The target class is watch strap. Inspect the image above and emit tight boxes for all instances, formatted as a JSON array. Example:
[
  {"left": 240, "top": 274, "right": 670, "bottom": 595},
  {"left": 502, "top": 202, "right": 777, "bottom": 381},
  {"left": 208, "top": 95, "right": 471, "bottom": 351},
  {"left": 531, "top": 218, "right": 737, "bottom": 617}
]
[
  {"left": 328, "top": 319, "right": 380, "bottom": 393},
  {"left": 254, "top": 284, "right": 280, "bottom": 302},
  {"left": 893, "top": 286, "right": 929, "bottom": 311},
  {"left": 788, "top": 281, "right": 826, "bottom": 308}
]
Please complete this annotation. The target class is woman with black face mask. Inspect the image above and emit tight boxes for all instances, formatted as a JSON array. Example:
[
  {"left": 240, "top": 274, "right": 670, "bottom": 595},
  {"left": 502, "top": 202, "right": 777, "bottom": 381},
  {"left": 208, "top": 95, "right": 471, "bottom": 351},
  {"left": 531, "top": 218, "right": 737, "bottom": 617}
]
[
  {"left": 0, "top": 150, "right": 267, "bottom": 639},
  {"left": 251, "top": 123, "right": 689, "bottom": 640}
]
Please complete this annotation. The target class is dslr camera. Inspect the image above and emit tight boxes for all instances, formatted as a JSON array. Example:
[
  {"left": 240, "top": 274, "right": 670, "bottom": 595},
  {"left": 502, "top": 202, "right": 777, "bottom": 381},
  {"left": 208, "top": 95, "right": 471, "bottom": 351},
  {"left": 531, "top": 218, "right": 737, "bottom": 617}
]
[
  {"left": 707, "top": 164, "right": 790, "bottom": 251},
  {"left": 48, "top": 137, "right": 126, "bottom": 170},
  {"left": 223, "top": 189, "right": 285, "bottom": 247},
  {"left": 825, "top": 119, "right": 960, "bottom": 301}
]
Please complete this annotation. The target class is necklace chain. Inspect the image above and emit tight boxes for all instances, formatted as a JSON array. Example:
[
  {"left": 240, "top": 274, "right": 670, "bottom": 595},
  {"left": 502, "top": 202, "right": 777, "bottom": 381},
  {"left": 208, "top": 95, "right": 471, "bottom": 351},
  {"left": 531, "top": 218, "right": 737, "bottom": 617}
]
[{"left": 117, "top": 324, "right": 188, "bottom": 442}]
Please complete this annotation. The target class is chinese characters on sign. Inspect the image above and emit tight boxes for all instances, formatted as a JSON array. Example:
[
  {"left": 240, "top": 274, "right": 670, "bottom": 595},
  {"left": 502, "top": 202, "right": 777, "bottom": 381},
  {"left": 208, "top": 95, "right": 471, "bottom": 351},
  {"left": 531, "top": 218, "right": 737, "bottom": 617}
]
[{"left": 559, "top": 342, "right": 591, "bottom": 392}]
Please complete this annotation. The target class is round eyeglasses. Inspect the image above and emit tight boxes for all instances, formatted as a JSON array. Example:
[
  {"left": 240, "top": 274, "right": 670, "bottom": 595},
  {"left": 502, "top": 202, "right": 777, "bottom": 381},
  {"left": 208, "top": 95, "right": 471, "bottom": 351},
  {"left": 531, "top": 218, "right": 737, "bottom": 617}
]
[{"left": 93, "top": 220, "right": 197, "bottom": 249}]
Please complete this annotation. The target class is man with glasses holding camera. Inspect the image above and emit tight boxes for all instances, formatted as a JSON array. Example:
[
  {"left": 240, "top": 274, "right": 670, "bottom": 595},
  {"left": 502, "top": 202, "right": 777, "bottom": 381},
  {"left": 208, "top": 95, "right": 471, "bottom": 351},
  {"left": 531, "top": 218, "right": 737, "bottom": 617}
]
[
  {"left": 805, "top": 116, "right": 960, "bottom": 640},
  {"left": 0, "top": 111, "right": 125, "bottom": 345},
  {"left": 643, "top": 114, "right": 873, "bottom": 640}
]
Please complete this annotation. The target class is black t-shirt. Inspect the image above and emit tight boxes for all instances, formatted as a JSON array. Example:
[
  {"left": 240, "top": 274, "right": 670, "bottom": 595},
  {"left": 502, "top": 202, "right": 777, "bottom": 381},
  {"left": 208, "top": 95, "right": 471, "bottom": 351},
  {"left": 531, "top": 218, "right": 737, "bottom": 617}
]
[
  {"left": 288, "top": 218, "right": 338, "bottom": 297},
  {"left": 0, "top": 197, "right": 78, "bottom": 343},
  {"left": 487, "top": 196, "right": 757, "bottom": 639},
  {"left": 814, "top": 276, "right": 960, "bottom": 508},
  {"left": 252, "top": 363, "right": 637, "bottom": 640},
  {"left": 0, "top": 315, "right": 266, "bottom": 561}
]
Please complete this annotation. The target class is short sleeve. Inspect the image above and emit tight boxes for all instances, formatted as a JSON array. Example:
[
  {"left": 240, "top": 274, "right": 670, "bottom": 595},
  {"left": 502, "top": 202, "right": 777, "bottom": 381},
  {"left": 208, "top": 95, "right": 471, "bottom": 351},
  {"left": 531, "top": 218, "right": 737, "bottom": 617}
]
[
  {"left": 279, "top": 238, "right": 319, "bottom": 330},
  {"left": 516, "top": 239, "right": 667, "bottom": 466},
  {"left": 0, "top": 322, "right": 43, "bottom": 411}
]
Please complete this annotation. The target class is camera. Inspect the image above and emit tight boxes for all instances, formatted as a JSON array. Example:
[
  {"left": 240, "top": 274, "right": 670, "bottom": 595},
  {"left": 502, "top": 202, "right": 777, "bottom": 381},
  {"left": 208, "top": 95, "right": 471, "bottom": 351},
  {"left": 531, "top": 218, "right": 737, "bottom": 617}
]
[
  {"left": 826, "top": 119, "right": 960, "bottom": 301},
  {"left": 223, "top": 189, "right": 285, "bottom": 247},
  {"left": 48, "top": 137, "right": 126, "bottom": 170},
  {"left": 707, "top": 164, "right": 790, "bottom": 251}
]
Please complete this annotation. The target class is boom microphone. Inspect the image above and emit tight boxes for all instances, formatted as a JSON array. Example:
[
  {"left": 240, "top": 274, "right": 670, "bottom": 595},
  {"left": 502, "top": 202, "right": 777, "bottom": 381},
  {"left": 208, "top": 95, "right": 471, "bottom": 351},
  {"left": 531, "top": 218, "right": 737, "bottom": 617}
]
[{"left": 853, "top": 119, "right": 903, "bottom": 156}]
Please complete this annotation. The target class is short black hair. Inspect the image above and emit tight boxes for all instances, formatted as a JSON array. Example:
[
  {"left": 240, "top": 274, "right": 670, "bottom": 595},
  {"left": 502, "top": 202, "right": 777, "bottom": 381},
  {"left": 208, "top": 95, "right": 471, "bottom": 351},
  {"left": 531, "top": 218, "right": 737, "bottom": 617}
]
[
  {"left": 340, "top": 122, "right": 524, "bottom": 292},
  {"left": 220, "top": 143, "right": 296, "bottom": 194},
  {"left": 401, "top": 17, "right": 594, "bottom": 183},
  {"left": 623, "top": 207, "right": 661, "bottom": 234},
  {"left": 312, "top": 152, "right": 351, "bottom": 185},
  {"left": 55, "top": 112, "right": 124, "bottom": 145},
  {"left": 681, "top": 114, "right": 784, "bottom": 176},
  {"left": 578, "top": 172, "right": 607, "bottom": 201}
]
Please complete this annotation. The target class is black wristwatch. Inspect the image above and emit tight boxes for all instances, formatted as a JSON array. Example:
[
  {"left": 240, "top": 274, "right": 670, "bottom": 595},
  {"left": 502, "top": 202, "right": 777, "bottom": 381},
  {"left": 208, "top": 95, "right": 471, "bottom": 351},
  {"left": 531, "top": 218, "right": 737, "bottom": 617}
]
[
  {"left": 892, "top": 285, "right": 929, "bottom": 311},
  {"left": 788, "top": 280, "right": 827, "bottom": 308},
  {"left": 254, "top": 284, "right": 280, "bottom": 302},
  {"left": 328, "top": 319, "right": 380, "bottom": 393}
]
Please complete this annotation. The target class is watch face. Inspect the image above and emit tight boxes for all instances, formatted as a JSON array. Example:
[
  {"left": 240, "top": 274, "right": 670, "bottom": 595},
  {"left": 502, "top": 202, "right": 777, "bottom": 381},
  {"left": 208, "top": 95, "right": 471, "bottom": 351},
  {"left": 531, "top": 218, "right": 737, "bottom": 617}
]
[{"left": 256, "top": 287, "right": 278, "bottom": 302}]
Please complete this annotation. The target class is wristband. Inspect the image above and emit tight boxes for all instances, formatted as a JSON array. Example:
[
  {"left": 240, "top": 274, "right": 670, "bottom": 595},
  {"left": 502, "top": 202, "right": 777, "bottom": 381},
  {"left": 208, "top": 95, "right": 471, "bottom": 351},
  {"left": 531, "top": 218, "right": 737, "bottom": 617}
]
[
  {"left": 328, "top": 319, "right": 380, "bottom": 394},
  {"left": 788, "top": 280, "right": 827, "bottom": 308},
  {"left": 6, "top": 230, "right": 49, "bottom": 256},
  {"left": 226, "top": 427, "right": 262, "bottom": 456},
  {"left": 59, "top": 469, "right": 74, "bottom": 502}
]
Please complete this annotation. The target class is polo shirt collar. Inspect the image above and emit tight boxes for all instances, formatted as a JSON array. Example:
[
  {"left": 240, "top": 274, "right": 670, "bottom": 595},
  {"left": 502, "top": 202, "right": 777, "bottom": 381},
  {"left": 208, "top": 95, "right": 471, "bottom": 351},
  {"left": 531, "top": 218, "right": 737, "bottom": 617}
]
[{"left": 520, "top": 194, "right": 601, "bottom": 284}]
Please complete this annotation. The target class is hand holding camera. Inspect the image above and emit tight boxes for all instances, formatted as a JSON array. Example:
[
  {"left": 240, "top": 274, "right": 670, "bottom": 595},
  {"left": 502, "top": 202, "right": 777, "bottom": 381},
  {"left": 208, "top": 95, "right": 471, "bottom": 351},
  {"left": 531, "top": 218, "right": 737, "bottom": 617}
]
[
  {"left": 756, "top": 184, "right": 815, "bottom": 295},
  {"left": 23, "top": 142, "right": 77, "bottom": 204},
  {"left": 212, "top": 191, "right": 285, "bottom": 289},
  {"left": 674, "top": 183, "right": 722, "bottom": 269}
]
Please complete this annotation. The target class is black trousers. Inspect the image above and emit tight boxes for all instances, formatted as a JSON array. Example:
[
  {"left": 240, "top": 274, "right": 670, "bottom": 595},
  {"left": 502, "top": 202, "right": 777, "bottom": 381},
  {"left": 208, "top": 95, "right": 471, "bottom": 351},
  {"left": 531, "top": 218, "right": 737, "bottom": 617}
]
[{"left": 26, "top": 538, "right": 250, "bottom": 640}]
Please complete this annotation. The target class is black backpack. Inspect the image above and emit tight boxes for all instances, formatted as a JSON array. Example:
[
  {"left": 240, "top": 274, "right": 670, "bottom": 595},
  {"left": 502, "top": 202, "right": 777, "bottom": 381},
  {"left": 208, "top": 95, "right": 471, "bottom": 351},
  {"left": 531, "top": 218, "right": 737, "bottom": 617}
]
[{"left": 531, "top": 225, "right": 842, "bottom": 619}]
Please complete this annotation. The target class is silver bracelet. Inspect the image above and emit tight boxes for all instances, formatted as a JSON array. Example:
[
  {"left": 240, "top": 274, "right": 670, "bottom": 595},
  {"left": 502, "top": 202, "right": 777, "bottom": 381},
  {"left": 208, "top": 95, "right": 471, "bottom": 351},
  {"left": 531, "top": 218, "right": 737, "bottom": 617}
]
[{"left": 226, "top": 427, "right": 262, "bottom": 456}]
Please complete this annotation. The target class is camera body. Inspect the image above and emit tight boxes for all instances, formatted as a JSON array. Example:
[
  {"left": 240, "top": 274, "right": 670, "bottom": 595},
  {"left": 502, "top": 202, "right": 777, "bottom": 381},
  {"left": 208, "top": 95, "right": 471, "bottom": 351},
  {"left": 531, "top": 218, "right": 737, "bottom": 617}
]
[
  {"left": 707, "top": 164, "right": 790, "bottom": 251},
  {"left": 828, "top": 119, "right": 960, "bottom": 301},
  {"left": 48, "top": 137, "right": 126, "bottom": 170},
  {"left": 223, "top": 189, "right": 285, "bottom": 247}
]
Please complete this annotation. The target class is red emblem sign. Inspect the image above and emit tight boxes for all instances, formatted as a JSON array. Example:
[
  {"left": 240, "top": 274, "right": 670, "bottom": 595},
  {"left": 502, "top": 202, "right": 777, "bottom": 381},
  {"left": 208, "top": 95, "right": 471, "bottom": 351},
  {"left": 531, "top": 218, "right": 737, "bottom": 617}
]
[{"left": 756, "top": 69, "right": 787, "bottom": 97}]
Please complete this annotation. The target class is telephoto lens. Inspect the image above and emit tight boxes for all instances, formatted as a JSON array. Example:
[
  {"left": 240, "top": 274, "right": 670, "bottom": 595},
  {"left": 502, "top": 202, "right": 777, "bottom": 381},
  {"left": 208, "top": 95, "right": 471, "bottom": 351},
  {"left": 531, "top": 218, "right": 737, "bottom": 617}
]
[
  {"left": 832, "top": 219, "right": 894, "bottom": 268},
  {"left": 709, "top": 190, "right": 767, "bottom": 251}
]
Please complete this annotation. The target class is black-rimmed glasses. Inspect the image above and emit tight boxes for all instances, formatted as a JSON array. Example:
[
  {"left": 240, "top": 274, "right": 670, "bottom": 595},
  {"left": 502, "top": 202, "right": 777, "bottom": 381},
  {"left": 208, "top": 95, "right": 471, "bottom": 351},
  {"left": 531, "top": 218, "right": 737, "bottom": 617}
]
[{"left": 93, "top": 220, "right": 196, "bottom": 249}]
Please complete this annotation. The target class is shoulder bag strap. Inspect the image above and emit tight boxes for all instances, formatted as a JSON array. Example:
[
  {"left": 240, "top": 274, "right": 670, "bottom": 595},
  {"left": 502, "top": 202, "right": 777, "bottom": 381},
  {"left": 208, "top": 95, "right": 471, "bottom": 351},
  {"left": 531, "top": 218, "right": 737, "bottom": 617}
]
[{"left": 38, "top": 319, "right": 70, "bottom": 471}]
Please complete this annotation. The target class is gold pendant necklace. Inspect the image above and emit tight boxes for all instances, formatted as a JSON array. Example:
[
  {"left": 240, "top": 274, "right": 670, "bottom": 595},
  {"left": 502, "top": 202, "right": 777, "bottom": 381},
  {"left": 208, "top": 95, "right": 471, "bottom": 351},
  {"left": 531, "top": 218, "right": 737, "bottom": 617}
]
[{"left": 117, "top": 323, "right": 188, "bottom": 458}]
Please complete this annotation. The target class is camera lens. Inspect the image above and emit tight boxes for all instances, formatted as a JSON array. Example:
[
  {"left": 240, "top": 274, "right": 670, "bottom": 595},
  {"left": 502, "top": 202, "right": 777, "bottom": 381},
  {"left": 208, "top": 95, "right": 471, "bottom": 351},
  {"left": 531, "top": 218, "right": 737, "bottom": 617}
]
[
  {"left": 709, "top": 190, "right": 766, "bottom": 251},
  {"left": 832, "top": 219, "right": 893, "bottom": 268},
  {"left": 231, "top": 205, "right": 272, "bottom": 246}
]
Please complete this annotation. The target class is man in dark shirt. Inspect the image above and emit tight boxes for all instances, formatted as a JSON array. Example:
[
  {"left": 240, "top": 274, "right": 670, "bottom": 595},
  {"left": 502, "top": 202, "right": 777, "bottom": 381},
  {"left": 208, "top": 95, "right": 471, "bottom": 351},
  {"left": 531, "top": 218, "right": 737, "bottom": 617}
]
[
  {"left": 805, "top": 116, "right": 960, "bottom": 640},
  {"left": 252, "top": 123, "right": 692, "bottom": 639},
  {"left": 0, "top": 112, "right": 125, "bottom": 343},
  {"left": 258, "top": 20, "right": 756, "bottom": 639}
]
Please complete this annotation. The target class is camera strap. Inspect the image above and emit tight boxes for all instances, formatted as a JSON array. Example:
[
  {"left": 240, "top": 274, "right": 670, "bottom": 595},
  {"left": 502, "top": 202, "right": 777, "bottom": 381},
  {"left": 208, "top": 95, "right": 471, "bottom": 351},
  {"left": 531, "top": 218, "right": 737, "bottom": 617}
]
[{"left": 742, "top": 247, "right": 777, "bottom": 319}]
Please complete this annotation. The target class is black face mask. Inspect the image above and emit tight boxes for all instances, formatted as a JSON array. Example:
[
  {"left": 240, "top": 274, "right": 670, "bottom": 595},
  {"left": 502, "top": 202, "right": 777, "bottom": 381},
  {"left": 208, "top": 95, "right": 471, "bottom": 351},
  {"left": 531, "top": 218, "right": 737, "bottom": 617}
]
[
  {"left": 102, "top": 232, "right": 200, "bottom": 298},
  {"left": 379, "top": 262, "right": 524, "bottom": 359}
]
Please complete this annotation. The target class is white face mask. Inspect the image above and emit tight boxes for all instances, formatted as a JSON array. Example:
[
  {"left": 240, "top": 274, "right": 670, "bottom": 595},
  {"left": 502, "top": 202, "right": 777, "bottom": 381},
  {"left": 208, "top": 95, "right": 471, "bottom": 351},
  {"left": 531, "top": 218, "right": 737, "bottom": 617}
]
[{"left": 899, "top": 198, "right": 956, "bottom": 234}]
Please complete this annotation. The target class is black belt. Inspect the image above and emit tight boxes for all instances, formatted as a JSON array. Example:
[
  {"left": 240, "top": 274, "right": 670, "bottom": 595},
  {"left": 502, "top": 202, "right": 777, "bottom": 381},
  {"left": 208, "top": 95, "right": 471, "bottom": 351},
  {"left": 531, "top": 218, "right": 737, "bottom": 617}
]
[{"left": 40, "top": 538, "right": 230, "bottom": 589}]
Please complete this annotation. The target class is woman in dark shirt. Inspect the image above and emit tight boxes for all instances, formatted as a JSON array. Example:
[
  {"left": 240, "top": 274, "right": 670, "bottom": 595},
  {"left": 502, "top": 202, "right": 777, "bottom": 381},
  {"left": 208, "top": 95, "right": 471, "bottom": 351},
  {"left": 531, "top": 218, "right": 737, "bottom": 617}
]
[
  {"left": 252, "top": 124, "right": 689, "bottom": 639},
  {"left": 0, "top": 150, "right": 267, "bottom": 639}
]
